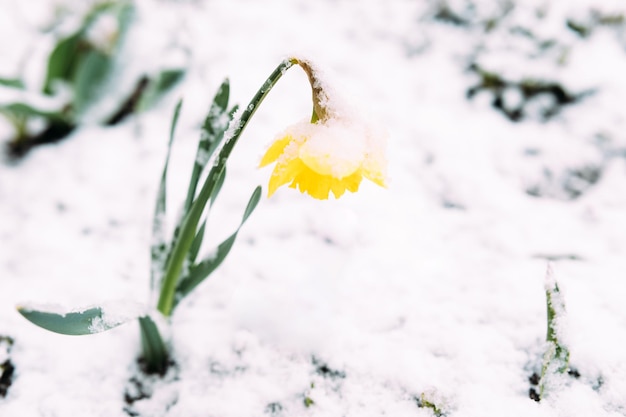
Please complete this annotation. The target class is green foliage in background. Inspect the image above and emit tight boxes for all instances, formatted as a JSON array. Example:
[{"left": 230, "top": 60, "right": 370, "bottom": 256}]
[{"left": 0, "top": 1, "right": 184, "bottom": 157}]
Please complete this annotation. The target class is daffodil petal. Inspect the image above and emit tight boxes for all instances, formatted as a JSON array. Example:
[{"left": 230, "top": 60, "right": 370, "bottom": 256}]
[
  {"left": 330, "top": 171, "right": 360, "bottom": 198},
  {"left": 268, "top": 157, "right": 305, "bottom": 197},
  {"left": 363, "top": 168, "right": 386, "bottom": 187},
  {"left": 363, "top": 153, "right": 387, "bottom": 187},
  {"left": 259, "top": 135, "right": 294, "bottom": 167},
  {"left": 291, "top": 164, "right": 332, "bottom": 200}
]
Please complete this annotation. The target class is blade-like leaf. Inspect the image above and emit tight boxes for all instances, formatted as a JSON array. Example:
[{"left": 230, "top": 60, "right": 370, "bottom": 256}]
[
  {"left": 210, "top": 165, "right": 226, "bottom": 207},
  {"left": 136, "top": 69, "right": 186, "bottom": 112},
  {"left": 158, "top": 59, "right": 299, "bottom": 316},
  {"left": 188, "top": 220, "right": 206, "bottom": 264},
  {"left": 539, "top": 263, "right": 570, "bottom": 400},
  {"left": 175, "top": 234, "right": 236, "bottom": 302},
  {"left": 150, "top": 100, "right": 183, "bottom": 292},
  {"left": 185, "top": 166, "right": 225, "bottom": 265},
  {"left": 211, "top": 78, "right": 230, "bottom": 111},
  {"left": 183, "top": 79, "right": 231, "bottom": 214},
  {"left": 0, "top": 77, "right": 24, "bottom": 89},
  {"left": 110, "top": 1, "right": 135, "bottom": 43},
  {"left": 157, "top": 60, "right": 296, "bottom": 317},
  {"left": 0, "top": 102, "right": 64, "bottom": 121},
  {"left": 174, "top": 186, "right": 262, "bottom": 301},
  {"left": 43, "top": 33, "right": 82, "bottom": 95},
  {"left": 138, "top": 316, "right": 168, "bottom": 375},
  {"left": 241, "top": 184, "right": 262, "bottom": 222},
  {"left": 72, "top": 50, "right": 112, "bottom": 119},
  {"left": 17, "top": 305, "right": 135, "bottom": 335},
  {"left": 155, "top": 84, "right": 238, "bottom": 317}
]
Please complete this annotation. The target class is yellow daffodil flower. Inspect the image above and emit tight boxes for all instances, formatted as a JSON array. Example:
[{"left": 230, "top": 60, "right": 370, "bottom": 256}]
[
  {"left": 260, "top": 119, "right": 387, "bottom": 199},
  {"left": 259, "top": 58, "right": 387, "bottom": 200}
]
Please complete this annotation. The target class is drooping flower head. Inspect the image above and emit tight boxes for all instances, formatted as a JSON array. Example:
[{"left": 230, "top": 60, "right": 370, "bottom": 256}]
[{"left": 259, "top": 58, "right": 387, "bottom": 200}]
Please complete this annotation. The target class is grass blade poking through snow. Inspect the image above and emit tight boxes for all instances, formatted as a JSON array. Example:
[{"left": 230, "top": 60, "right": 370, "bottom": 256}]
[{"left": 539, "top": 263, "right": 570, "bottom": 400}]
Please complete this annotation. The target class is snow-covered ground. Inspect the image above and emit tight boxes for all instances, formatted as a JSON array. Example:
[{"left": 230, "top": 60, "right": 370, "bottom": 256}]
[{"left": 1, "top": 0, "right": 626, "bottom": 416}]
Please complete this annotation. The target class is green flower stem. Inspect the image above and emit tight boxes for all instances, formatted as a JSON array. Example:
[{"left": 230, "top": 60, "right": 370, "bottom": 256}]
[{"left": 156, "top": 57, "right": 300, "bottom": 317}]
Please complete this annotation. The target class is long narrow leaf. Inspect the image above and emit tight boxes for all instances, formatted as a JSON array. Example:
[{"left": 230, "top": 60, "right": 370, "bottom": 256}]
[
  {"left": 43, "top": 33, "right": 82, "bottom": 95},
  {"left": 156, "top": 90, "right": 237, "bottom": 317},
  {"left": 188, "top": 220, "right": 206, "bottom": 264},
  {"left": 210, "top": 166, "right": 227, "bottom": 207},
  {"left": 174, "top": 234, "right": 236, "bottom": 302},
  {"left": 0, "top": 77, "right": 24, "bottom": 89},
  {"left": 174, "top": 186, "right": 262, "bottom": 301},
  {"left": 157, "top": 59, "right": 295, "bottom": 316},
  {"left": 150, "top": 100, "right": 183, "bottom": 293},
  {"left": 136, "top": 69, "right": 186, "bottom": 113},
  {"left": 183, "top": 79, "right": 231, "bottom": 214},
  {"left": 184, "top": 166, "right": 226, "bottom": 265},
  {"left": 539, "top": 263, "right": 570, "bottom": 400},
  {"left": 0, "top": 102, "right": 64, "bottom": 121},
  {"left": 138, "top": 316, "right": 168, "bottom": 375},
  {"left": 17, "top": 305, "right": 136, "bottom": 335},
  {"left": 72, "top": 50, "right": 112, "bottom": 119}
]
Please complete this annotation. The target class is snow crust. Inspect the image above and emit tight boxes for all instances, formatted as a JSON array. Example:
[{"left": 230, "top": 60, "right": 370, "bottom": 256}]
[{"left": 1, "top": 0, "right": 626, "bottom": 416}]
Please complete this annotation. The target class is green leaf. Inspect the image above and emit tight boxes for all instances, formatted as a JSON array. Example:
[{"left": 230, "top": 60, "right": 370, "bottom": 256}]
[
  {"left": 185, "top": 167, "right": 225, "bottom": 265},
  {"left": 0, "top": 77, "right": 24, "bottom": 89},
  {"left": 17, "top": 305, "right": 133, "bottom": 335},
  {"left": 111, "top": 1, "right": 135, "bottom": 41},
  {"left": 72, "top": 50, "right": 112, "bottom": 119},
  {"left": 157, "top": 165, "right": 226, "bottom": 316},
  {"left": 136, "top": 69, "right": 186, "bottom": 112},
  {"left": 174, "top": 186, "right": 262, "bottom": 301},
  {"left": 242, "top": 185, "right": 262, "bottom": 222},
  {"left": 175, "top": 234, "right": 236, "bottom": 302},
  {"left": 539, "top": 264, "right": 570, "bottom": 400},
  {"left": 43, "top": 33, "right": 82, "bottom": 95},
  {"left": 209, "top": 165, "right": 226, "bottom": 207},
  {"left": 157, "top": 59, "right": 296, "bottom": 317},
  {"left": 138, "top": 316, "right": 168, "bottom": 375},
  {"left": 150, "top": 100, "right": 183, "bottom": 292},
  {"left": 183, "top": 79, "right": 232, "bottom": 214},
  {"left": 0, "top": 102, "right": 64, "bottom": 121},
  {"left": 188, "top": 220, "right": 207, "bottom": 264}
]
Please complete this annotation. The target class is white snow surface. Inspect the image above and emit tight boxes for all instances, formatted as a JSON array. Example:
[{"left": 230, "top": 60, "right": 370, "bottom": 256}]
[{"left": 1, "top": 0, "right": 626, "bottom": 416}]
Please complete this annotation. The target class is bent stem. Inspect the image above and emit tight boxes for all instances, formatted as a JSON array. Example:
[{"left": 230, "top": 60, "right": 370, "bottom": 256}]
[
  {"left": 156, "top": 57, "right": 311, "bottom": 318},
  {"left": 147, "top": 57, "right": 318, "bottom": 374}
]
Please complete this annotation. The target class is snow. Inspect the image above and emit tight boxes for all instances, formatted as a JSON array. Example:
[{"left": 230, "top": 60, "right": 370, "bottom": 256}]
[{"left": 1, "top": 0, "right": 626, "bottom": 416}]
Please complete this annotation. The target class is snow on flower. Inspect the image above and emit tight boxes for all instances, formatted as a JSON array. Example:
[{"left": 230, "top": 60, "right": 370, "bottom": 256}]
[
  {"left": 260, "top": 118, "right": 387, "bottom": 199},
  {"left": 259, "top": 57, "right": 387, "bottom": 200}
]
